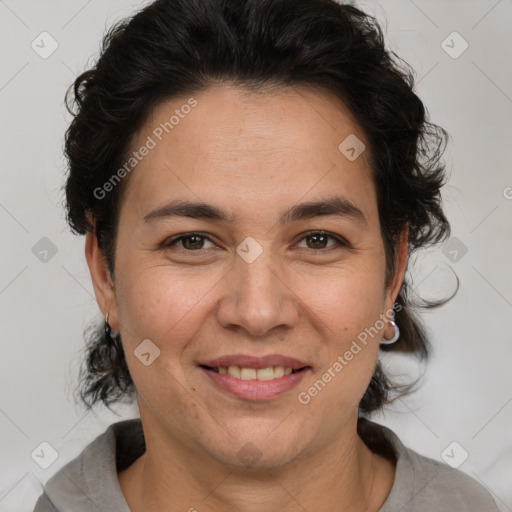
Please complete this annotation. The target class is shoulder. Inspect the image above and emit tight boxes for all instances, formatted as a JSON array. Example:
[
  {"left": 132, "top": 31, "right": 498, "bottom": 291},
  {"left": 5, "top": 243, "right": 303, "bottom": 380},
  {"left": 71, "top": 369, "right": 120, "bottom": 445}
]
[
  {"left": 33, "top": 493, "right": 57, "bottom": 512},
  {"left": 32, "top": 418, "right": 144, "bottom": 512},
  {"left": 358, "top": 418, "right": 500, "bottom": 512},
  {"left": 403, "top": 447, "right": 499, "bottom": 510}
]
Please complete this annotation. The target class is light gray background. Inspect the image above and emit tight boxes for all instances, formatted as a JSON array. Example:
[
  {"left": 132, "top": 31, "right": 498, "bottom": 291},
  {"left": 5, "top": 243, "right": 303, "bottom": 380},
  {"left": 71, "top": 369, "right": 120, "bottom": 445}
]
[{"left": 0, "top": 0, "right": 511, "bottom": 510}]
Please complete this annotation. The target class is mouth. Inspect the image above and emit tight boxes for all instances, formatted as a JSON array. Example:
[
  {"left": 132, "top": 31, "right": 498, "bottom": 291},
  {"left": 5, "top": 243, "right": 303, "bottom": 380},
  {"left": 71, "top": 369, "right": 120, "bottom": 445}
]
[
  {"left": 197, "top": 357, "right": 312, "bottom": 401},
  {"left": 199, "top": 364, "right": 310, "bottom": 381}
]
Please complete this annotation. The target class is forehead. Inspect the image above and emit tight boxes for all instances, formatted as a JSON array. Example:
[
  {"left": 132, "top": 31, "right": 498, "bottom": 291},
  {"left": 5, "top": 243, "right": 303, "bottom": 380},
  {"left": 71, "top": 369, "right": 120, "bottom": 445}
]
[{"left": 121, "top": 84, "right": 376, "bottom": 226}]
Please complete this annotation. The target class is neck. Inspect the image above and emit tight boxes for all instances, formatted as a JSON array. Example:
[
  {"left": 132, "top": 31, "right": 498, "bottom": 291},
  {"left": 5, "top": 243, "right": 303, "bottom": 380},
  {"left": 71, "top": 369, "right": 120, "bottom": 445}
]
[{"left": 118, "top": 413, "right": 393, "bottom": 512}]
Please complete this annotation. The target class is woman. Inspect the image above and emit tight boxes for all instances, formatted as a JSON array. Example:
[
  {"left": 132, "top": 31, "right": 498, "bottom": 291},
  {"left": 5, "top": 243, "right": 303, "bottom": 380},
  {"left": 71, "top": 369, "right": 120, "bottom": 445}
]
[{"left": 34, "top": 0, "right": 499, "bottom": 510}]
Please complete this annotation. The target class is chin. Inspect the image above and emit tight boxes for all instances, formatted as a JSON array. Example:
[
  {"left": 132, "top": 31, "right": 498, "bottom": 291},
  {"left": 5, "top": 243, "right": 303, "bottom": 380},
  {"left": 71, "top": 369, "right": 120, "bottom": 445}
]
[
  {"left": 215, "top": 446, "right": 301, "bottom": 471},
  {"left": 206, "top": 426, "right": 307, "bottom": 470}
]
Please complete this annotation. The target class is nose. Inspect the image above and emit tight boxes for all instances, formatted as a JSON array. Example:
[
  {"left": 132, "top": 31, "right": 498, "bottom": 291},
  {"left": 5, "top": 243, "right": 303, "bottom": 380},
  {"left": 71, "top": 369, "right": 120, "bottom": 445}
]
[{"left": 216, "top": 248, "right": 299, "bottom": 337}]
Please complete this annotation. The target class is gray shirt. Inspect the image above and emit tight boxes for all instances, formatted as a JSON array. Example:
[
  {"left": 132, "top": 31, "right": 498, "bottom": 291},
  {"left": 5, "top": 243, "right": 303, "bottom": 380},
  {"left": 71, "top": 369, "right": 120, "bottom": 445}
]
[{"left": 33, "top": 417, "right": 499, "bottom": 511}]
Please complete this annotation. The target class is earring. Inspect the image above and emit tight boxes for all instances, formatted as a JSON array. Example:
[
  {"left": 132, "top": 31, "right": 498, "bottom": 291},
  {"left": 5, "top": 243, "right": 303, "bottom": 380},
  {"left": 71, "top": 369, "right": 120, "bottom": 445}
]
[
  {"left": 105, "top": 312, "right": 120, "bottom": 347},
  {"left": 380, "top": 318, "right": 400, "bottom": 345}
]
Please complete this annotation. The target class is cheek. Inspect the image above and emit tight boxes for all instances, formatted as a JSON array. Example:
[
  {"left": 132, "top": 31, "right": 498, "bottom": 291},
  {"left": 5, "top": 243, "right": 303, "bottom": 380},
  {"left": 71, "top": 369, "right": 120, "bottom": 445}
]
[
  {"left": 306, "top": 259, "right": 386, "bottom": 341},
  {"left": 300, "top": 260, "right": 386, "bottom": 402},
  {"left": 115, "top": 261, "right": 224, "bottom": 349},
  {"left": 113, "top": 264, "right": 215, "bottom": 419}
]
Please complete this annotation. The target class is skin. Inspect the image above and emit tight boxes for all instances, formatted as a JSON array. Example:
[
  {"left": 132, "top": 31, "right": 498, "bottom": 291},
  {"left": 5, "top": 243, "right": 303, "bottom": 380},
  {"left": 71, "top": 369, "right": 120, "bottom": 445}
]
[{"left": 85, "top": 84, "right": 408, "bottom": 512}]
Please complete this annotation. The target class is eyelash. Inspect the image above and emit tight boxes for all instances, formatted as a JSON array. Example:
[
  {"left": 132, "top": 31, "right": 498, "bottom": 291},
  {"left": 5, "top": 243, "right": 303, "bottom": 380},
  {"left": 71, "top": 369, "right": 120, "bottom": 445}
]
[{"left": 161, "top": 230, "right": 349, "bottom": 254}]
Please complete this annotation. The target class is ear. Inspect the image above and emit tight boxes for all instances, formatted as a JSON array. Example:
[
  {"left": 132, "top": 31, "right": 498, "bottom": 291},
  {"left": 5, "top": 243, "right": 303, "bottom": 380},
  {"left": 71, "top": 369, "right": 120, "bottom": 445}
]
[
  {"left": 84, "top": 220, "right": 118, "bottom": 331},
  {"left": 383, "top": 225, "right": 409, "bottom": 312}
]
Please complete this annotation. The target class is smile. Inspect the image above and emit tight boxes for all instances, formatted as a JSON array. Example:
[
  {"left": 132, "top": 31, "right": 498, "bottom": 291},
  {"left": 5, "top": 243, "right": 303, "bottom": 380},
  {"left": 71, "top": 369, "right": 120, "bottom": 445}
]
[
  {"left": 199, "top": 365, "right": 311, "bottom": 400},
  {"left": 202, "top": 365, "right": 305, "bottom": 381}
]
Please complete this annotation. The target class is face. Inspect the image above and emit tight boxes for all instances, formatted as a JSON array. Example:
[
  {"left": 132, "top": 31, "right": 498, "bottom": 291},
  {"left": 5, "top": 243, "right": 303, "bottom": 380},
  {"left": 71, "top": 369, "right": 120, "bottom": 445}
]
[{"left": 87, "top": 84, "right": 407, "bottom": 468}]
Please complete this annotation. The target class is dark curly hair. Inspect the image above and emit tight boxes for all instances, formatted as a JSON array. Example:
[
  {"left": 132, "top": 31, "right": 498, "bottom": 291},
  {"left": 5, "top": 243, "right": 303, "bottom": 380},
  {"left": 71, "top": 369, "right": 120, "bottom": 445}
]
[{"left": 63, "top": 0, "right": 451, "bottom": 414}]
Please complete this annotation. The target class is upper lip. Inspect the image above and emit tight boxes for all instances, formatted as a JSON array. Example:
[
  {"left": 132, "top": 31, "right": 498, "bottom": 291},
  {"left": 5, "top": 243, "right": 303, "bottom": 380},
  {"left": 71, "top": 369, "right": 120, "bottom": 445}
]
[{"left": 199, "top": 354, "right": 310, "bottom": 370}]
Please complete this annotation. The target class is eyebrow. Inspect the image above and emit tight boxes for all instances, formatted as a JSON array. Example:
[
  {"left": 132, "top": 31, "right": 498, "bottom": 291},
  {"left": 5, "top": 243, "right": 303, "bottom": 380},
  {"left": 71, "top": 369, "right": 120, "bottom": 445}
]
[{"left": 143, "top": 196, "right": 367, "bottom": 226}]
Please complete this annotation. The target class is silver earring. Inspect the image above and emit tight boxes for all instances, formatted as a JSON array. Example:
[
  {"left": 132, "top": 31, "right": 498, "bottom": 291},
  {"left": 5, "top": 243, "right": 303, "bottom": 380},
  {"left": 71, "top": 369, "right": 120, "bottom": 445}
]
[{"left": 381, "top": 319, "right": 400, "bottom": 345}]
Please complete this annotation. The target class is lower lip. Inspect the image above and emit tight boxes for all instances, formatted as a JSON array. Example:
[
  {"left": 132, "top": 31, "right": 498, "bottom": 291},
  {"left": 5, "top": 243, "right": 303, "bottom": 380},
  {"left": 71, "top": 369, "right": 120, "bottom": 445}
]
[{"left": 199, "top": 367, "right": 310, "bottom": 401}]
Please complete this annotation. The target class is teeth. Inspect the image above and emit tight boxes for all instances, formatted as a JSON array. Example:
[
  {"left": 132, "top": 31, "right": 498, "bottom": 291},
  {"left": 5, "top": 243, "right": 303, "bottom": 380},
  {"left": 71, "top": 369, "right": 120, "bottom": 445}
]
[
  {"left": 240, "top": 368, "right": 256, "bottom": 380},
  {"left": 275, "top": 366, "right": 287, "bottom": 378},
  {"left": 222, "top": 365, "right": 297, "bottom": 381},
  {"left": 227, "top": 366, "right": 241, "bottom": 378}
]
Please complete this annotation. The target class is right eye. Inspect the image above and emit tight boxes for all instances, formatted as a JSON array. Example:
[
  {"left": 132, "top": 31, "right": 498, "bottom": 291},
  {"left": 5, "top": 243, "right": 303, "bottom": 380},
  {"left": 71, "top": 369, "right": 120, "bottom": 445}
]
[{"left": 161, "top": 232, "right": 217, "bottom": 252}]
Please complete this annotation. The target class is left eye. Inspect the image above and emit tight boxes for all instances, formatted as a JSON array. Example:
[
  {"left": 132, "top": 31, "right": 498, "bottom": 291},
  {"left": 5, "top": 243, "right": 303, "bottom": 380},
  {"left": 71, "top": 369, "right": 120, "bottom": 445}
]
[{"left": 295, "top": 231, "right": 346, "bottom": 251}]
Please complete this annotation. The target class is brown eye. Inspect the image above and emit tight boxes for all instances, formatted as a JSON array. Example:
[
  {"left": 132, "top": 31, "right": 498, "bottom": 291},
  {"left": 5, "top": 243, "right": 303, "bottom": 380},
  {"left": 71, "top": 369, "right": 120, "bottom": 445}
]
[
  {"left": 163, "top": 233, "right": 216, "bottom": 251},
  {"left": 180, "top": 234, "right": 206, "bottom": 250},
  {"left": 305, "top": 233, "right": 330, "bottom": 249},
  {"left": 295, "top": 231, "right": 348, "bottom": 251}
]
